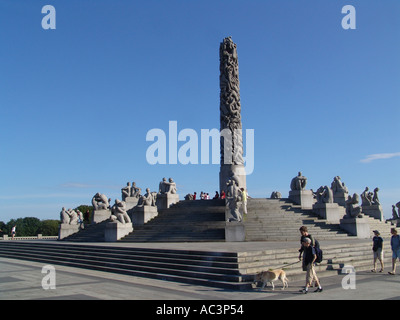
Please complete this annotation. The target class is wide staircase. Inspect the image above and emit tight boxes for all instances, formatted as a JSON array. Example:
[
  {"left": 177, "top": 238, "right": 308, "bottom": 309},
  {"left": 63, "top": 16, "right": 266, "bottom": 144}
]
[
  {"left": 120, "top": 199, "right": 226, "bottom": 242},
  {"left": 244, "top": 199, "right": 351, "bottom": 241},
  {"left": 0, "top": 240, "right": 393, "bottom": 290},
  {"left": 61, "top": 221, "right": 108, "bottom": 242}
]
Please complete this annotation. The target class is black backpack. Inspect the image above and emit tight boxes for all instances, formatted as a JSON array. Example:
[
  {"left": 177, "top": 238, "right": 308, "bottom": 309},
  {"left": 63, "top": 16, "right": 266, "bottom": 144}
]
[{"left": 314, "top": 245, "right": 323, "bottom": 263}]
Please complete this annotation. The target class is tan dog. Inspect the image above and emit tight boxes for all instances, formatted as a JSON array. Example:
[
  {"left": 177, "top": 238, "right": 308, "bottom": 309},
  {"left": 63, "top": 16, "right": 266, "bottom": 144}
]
[{"left": 254, "top": 270, "right": 288, "bottom": 291}]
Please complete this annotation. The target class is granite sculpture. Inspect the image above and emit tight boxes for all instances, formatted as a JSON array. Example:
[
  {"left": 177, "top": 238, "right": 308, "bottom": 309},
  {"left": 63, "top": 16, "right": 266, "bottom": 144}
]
[{"left": 219, "top": 37, "right": 246, "bottom": 194}]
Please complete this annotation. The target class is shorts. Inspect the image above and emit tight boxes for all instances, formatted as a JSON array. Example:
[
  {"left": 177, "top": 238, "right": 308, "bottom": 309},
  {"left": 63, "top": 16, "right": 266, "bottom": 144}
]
[
  {"left": 392, "top": 248, "right": 400, "bottom": 259},
  {"left": 373, "top": 248, "right": 383, "bottom": 260}
]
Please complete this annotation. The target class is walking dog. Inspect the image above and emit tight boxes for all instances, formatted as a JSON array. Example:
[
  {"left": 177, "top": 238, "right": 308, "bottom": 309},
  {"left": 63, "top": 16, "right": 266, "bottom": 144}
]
[{"left": 254, "top": 269, "right": 288, "bottom": 291}]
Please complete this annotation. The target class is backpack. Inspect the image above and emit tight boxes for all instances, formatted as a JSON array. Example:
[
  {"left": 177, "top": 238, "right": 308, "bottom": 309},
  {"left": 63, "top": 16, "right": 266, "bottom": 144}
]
[{"left": 314, "top": 246, "right": 323, "bottom": 263}]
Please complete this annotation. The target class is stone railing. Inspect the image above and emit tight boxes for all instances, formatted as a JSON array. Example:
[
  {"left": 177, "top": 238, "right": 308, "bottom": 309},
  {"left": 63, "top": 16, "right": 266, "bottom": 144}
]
[{"left": 1, "top": 234, "right": 58, "bottom": 241}]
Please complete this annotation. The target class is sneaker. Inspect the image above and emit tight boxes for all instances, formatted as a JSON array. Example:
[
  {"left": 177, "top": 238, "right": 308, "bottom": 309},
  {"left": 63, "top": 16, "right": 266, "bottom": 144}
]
[
  {"left": 314, "top": 287, "right": 323, "bottom": 293},
  {"left": 388, "top": 272, "right": 396, "bottom": 275},
  {"left": 371, "top": 269, "right": 376, "bottom": 273},
  {"left": 299, "top": 288, "right": 308, "bottom": 294},
  {"left": 379, "top": 269, "right": 383, "bottom": 273}
]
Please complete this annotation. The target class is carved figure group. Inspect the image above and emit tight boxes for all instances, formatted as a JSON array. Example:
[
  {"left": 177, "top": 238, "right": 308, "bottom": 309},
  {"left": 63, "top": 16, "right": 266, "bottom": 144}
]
[
  {"left": 226, "top": 178, "right": 242, "bottom": 222},
  {"left": 121, "top": 182, "right": 141, "bottom": 201},
  {"left": 219, "top": 37, "right": 244, "bottom": 166},
  {"left": 331, "top": 176, "right": 348, "bottom": 193},
  {"left": 92, "top": 193, "right": 109, "bottom": 210},
  {"left": 315, "top": 186, "right": 334, "bottom": 204},
  {"left": 360, "top": 187, "right": 380, "bottom": 206},
  {"left": 270, "top": 191, "right": 282, "bottom": 199},
  {"left": 158, "top": 178, "right": 177, "bottom": 195},
  {"left": 60, "top": 207, "right": 83, "bottom": 225}
]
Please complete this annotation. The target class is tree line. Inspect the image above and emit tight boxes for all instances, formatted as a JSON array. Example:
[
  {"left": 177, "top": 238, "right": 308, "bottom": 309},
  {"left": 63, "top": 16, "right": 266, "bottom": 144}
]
[{"left": 0, "top": 205, "right": 94, "bottom": 237}]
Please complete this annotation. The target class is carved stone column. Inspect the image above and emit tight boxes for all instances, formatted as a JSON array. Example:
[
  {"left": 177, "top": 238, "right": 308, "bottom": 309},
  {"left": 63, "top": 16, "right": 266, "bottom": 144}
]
[{"left": 219, "top": 37, "right": 247, "bottom": 194}]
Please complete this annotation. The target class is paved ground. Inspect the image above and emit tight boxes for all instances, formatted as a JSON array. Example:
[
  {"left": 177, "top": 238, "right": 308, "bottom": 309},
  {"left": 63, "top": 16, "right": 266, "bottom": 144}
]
[{"left": 1, "top": 255, "right": 399, "bottom": 301}]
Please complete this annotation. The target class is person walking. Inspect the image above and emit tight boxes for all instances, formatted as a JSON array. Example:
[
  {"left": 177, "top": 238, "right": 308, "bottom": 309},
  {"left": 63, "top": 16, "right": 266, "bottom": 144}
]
[
  {"left": 11, "top": 225, "right": 16, "bottom": 240},
  {"left": 371, "top": 230, "right": 384, "bottom": 273},
  {"left": 300, "top": 237, "right": 323, "bottom": 294},
  {"left": 389, "top": 228, "right": 400, "bottom": 275}
]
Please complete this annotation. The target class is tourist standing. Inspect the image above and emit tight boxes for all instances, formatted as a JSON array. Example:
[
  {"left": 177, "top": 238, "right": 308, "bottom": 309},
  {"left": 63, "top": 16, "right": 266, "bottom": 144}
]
[
  {"left": 300, "top": 237, "right": 323, "bottom": 293},
  {"left": 371, "top": 230, "right": 384, "bottom": 273},
  {"left": 193, "top": 192, "right": 197, "bottom": 200},
  {"left": 389, "top": 228, "right": 400, "bottom": 275}
]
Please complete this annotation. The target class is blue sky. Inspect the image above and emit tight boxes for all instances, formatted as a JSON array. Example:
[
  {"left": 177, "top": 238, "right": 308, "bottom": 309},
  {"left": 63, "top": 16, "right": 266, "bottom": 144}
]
[{"left": 0, "top": 0, "right": 399, "bottom": 222}]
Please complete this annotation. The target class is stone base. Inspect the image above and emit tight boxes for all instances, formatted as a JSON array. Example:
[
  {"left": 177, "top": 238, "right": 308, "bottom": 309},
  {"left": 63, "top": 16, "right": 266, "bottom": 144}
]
[
  {"left": 131, "top": 206, "right": 158, "bottom": 226},
  {"left": 333, "top": 191, "right": 349, "bottom": 207},
  {"left": 58, "top": 224, "right": 81, "bottom": 240},
  {"left": 104, "top": 222, "right": 133, "bottom": 242},
  {"left": 313, "top": 203, "right": 345, "bottom": 224},
  {"left": 156, "top": 193, "right": 180, "bottom": 210},
  {"left": 124, "top": 197, "right": 139, "bottom": 211},
  {"left": 289, "top": 190, "right": 314, "bottom": 210},
  {"left": 387, "top": 218, "right": 400, "bottom": 227},
  {"left": 225, "top": 221, "right": 245, "bottom": 242},
  {"left": 362, "top": 205, "right": 383, "bottom": 221},
  {"left": 340, "top": 217, "right": 371, "bottom": 239},
  {"left": 92, "top": 209, "right": 111, "bottom": 224}
]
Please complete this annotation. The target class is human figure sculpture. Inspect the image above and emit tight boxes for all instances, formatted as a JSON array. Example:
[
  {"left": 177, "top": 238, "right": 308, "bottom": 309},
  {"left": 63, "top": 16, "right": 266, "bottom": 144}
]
[
  {"left": 226, "top": 179, "right": 242, "bottom": 222},
  {"left": 290, "top": 172, "right": 307, "bottom": 191},
  {"left": 92, "top": 193, "right": 109, "bottom": 210},
  {"left": 60, "top": 207, "right": 83, "bottom": 225},
  {"left": 60, "top": 207, "right": 70, "bottom": 224},
  {"left": 68, "top": 209, "right": 78, "bottom": 225},
  {"left": 345, "top": 193, "right": 363, "bottom": 218},
  {"left": 111, "top": 199, "right": 131, "bottom": 224},
  {"left": 166, "top": 178, "right": 177, "bottom": 194},
  {"left": 372, "top": 187, "right": 380, "bottom": 205},
  {"left": 139, "top": 188, "right": 157, "bottom": 207},
  {"left": 331, "top": 176, "right": 348, "bottom": 193},
  {"left": 270, "top": 191, "right": 282, "bottom": 199},
  {"left": 130, "top": 182, "right": 141, "bottom": 198},
  {"left": 121, "top": 182, "right": 131, "bottom": 201},
  {"left": 392, "top": 205, "right": 399, "bottom": 220},
  {"left": 158, "top": 178, "right": 168, "bottom": 194}
]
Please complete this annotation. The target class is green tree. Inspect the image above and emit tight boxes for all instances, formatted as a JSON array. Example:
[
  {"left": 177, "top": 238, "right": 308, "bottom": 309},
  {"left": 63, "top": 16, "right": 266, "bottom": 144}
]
[
  {"left": 75, "top": 205, "right": 94, "bottom": 224},
  {"left": 40, "top": 220, "right": 60, "bottom": 236}
]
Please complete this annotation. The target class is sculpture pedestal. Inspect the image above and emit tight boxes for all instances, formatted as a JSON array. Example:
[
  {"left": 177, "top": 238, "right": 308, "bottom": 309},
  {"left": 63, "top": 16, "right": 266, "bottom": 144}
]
[
  {"left": 340, "top": 217, "right": 370, "bottom": 238},
  {"left": 362, "top": 205, "right": 383, "bottom": 221},
  {"left": 105, "top": 222, "right": 133, "bottom": 242},
  {"left": 124, "top": 197, "right": 139, "bottom": 211},
  {"left": 313, "top": 203, "right": 345, "bottom": 224},
  {"left": 92, "top": 209, "right": 111, "bottom": 224},
  {"left": 156, "top": 193, "right": 179, "bottom": 210},
  {"left": 387, "top": 218, "right": 400, "bottom": 227},
  {"left": 58, "top": 224, "right": 81, "bottom": 240},
  {"left": 289, "top": 190, "right": 314, "bottom": 210},
  {"left": 225, "top": 221, "right": 245, "bottom": 242},
  {"left": 333, "top": 191, "right": 349, "bottom": 207},
  {"left": 131, "top": 206, "right": 158, "bottom": 226}
]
